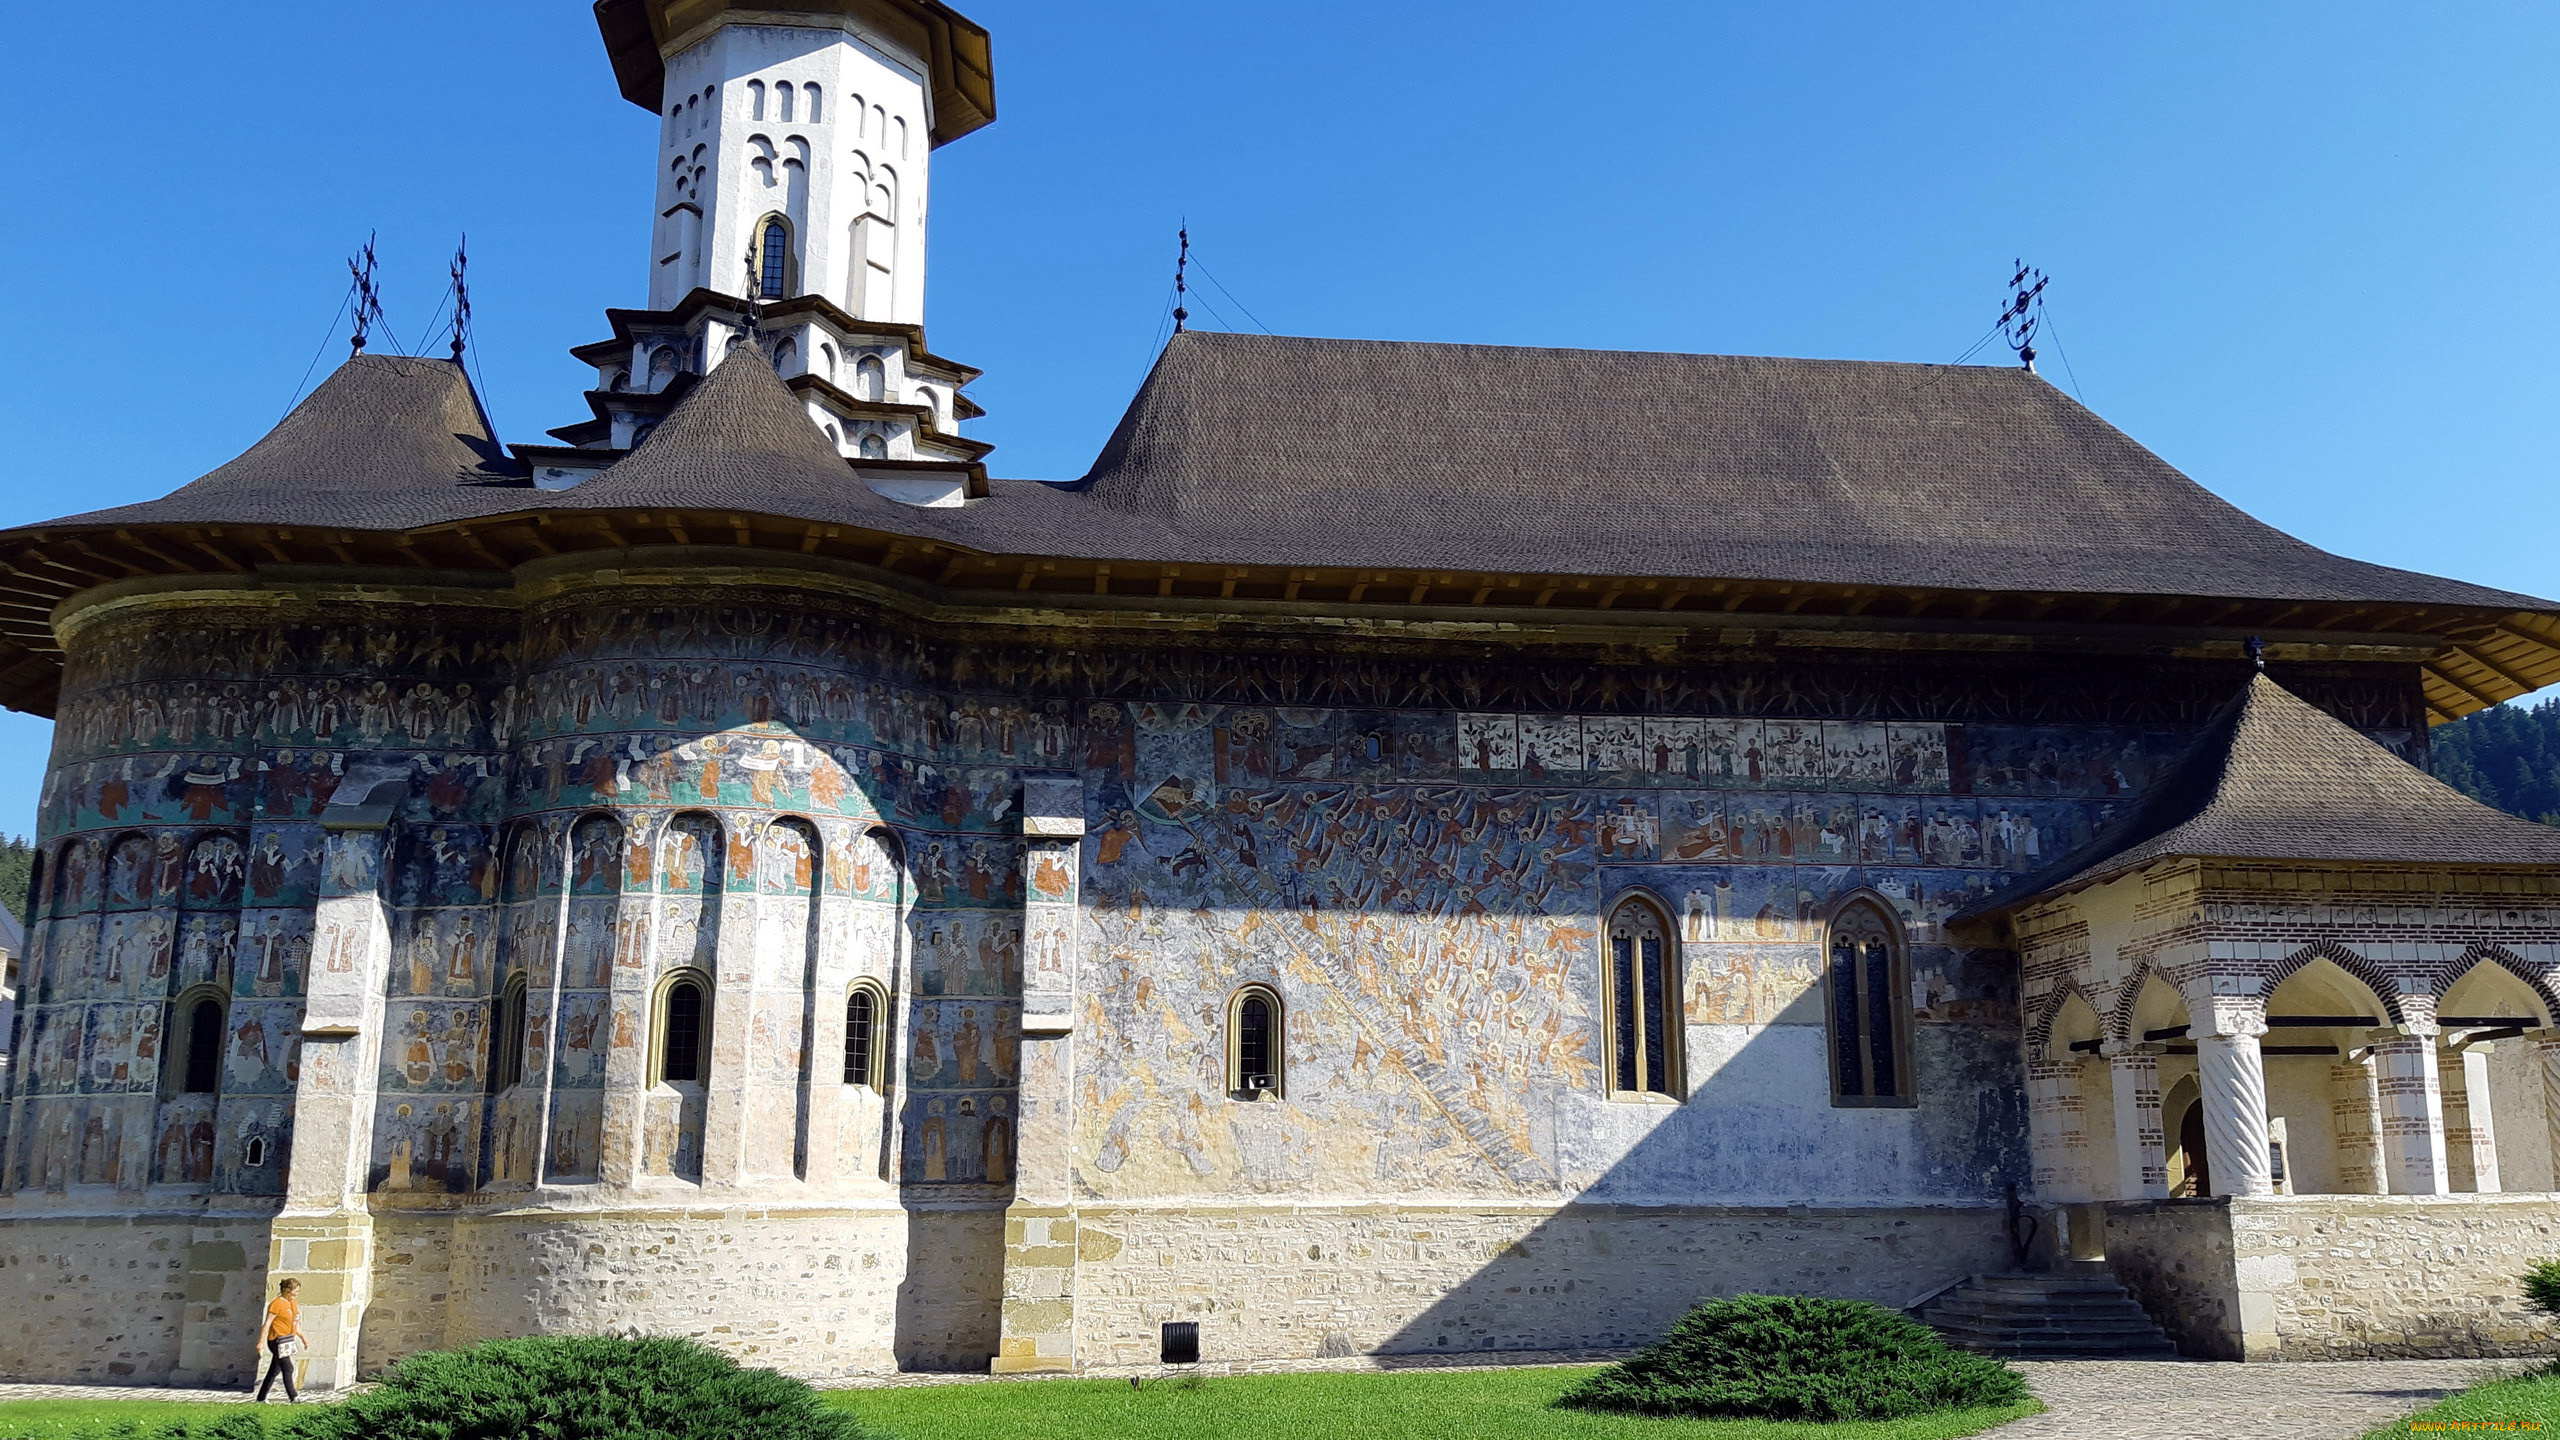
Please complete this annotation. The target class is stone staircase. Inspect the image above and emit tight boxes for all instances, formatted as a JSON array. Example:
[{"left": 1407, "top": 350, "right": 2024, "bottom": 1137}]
[{"left": 1915, "top": 1266, "right": 2180, "bottom": 1358}]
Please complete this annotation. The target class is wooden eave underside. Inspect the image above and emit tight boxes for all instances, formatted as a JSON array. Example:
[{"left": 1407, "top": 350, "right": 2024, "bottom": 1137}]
[{"left": 0, "top": 516, "right": 2552, "bottom": 723}]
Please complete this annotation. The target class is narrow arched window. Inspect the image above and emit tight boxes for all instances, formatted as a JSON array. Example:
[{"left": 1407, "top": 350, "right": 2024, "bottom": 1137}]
[
  {"left": 183, "top": 997, "right": 224, "bottom": 1094},
  {"left": 1828, "top": 899, "right": 1912, "bottom": 1105},
  {"left": 489, "top": 974, "right": 528, "bottom": 1092},
  {"left": 844, "top": 983, "right": 886, "bottom": 1089},
  {"left": 1226, "top": 985, "right": 1284, "bottom": 1099},
  {"left": 1605, "top": 898, "right": 1681, "bottom": 1097},
  {"left": 759, "top": 218, "right": 790, "bottom": 299},
  {"left": 777, "top": 82, "right": 796, "bottom": 123},
  {"left": 657, "top": 973, "right": 709, "bottom": 1084},
  {"left": 804, "top": 84, "right": 823, "bottom": 123}
]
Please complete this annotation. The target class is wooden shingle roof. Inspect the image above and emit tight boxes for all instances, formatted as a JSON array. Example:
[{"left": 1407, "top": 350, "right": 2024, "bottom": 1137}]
[{"left": 1973, "top": 672, "right": 2560, "bottom": 916}]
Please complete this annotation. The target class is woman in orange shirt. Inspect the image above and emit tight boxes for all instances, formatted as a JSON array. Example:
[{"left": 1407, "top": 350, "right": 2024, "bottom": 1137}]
[{"left": 256, "top": 1277, "right": 303, "bottom": 1403}]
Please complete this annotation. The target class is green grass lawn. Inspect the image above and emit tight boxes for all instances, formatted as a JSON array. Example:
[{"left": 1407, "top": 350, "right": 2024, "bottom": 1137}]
[
  {"left": 0, "top": 1366, "right": 2042, "bottom": 1440},
  {"left": 830, "top": 1367, "right": 2042, "bottom": 1440},
  {"left": 0, "top": 1399, "right": 282, "bottom": 1439},
  {"left": 2366, "top": 1366, "right": 2560, "bottom": 1437}
]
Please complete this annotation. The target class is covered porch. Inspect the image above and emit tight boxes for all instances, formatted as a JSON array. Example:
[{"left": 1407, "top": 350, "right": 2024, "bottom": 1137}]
[{"left": 1975, "top": 673, "right": 2560, "bottom": 1359}]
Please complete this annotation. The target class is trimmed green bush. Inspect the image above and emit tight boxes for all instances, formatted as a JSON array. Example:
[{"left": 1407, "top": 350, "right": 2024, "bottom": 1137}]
[
  {"left": 284, "top": 1335, "right": 863, "bottom": 1440},
  {"left": 1556, "top": 1293, "right": 2030, "bottom": 1423},
  {"left": 2523, "top": 1260, "right": 2560, "bottom": 1319}
]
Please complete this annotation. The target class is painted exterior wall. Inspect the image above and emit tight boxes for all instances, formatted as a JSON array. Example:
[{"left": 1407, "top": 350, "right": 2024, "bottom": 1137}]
[{"left": 0, "top": 562, "right": 2451, "bottom": 1379}]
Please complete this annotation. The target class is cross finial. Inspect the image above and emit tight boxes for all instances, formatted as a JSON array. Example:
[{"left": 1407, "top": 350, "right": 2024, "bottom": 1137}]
[
  {"left": 348, "top": 233, "right": 384, "bottom": 355},
  {"left": 2001, "top": 260, "right": 2048, "bottom": 373},
  {"left": 2246, "top": 635, "right": 2267, "bottom": 673},
  {"left": 1173, "top": 226, "right": 1191, "bottom": 334},
  {"left": 448, "top": 235, "right": 472, "bottom": 363}
]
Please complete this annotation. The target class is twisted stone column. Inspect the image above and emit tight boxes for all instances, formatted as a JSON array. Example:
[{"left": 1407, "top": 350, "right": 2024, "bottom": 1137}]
[{"left": 2197, "top": 1000, "right": 2273, "bottom": 1198}]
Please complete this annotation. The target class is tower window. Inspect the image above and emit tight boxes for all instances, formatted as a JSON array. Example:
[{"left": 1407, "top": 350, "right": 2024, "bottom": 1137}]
[
  {"left": 490, "top": 974, "right": 528, "bottom": 1092},
  {"left": 844, "top": 983, "right": 886, "bottom": 1090},
  {"left": 183, "top": 997, "right": 224, "bottom": 1094},
  {"left": 657, "top": 972, "right": 710, "bottom": 1084},
  {"left": 1226, "top": 985, "right": 1284, "bottom": 1098},
  {"left": 759, "top": 218, "right": 790, "bottom": 299},
  {"left": 1605, "top": 897, "right": 1681, "bottom": 1098},
  {"left": 166, "top": 987, "right": 229, "bottom": 1098},
  {"left": 1828, "top": 899, "right": 1912, "bottom": 1106}
]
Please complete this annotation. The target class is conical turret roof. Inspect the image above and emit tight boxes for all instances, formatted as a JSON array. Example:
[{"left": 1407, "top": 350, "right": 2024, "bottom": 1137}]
[
  {"left": 553, "top": 342, "right": 891, "bottom": 513},
  {"left": 53, "top": 354, "right": 523, "bottom": 529}
]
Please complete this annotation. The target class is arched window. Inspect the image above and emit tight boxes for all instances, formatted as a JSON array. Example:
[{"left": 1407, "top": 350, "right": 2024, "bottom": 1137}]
[
  {"left": 655, "top": 971, "right": 710, "bottom": 1085},
  {"left": 166, "top": 986, "right": 228, "bottom": 1096},
  {"left": 844, "top": 982, "right": 887, "bottom": 1090},
  {"left": 489, "top": 973, "right": 528, "bottom": 1093},
  {"left": 1605, "top": 897, "right": 1681, "bottom": 1097},
  {"left": 1226, "top": 985, "right": 1284, "bottom": 1098},
  {"left": 773, "top": 336, "right": 798, "bottom": 371},
  {"left": 183, "top": 995, "right": 224, "bottom": 1093},
  {"left": 758, "top": 217, "right": 791, "bottom": 300},
  {"left": 749, "top": 79, "right": 767, "bottom": 121},
  {"left": 804, "top": 84, "right": 823, "bottom": 123},
  {"left": 777, "top": 81, "right": 796, "bottom": 123},
  {"left": 1827, "top": 898, "right": 1911, "bottom": 1106}
]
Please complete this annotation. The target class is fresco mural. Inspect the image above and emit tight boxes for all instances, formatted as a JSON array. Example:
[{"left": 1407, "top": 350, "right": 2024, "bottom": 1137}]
[{"left": 0, "top": 587, "right": 2432, "bottom": 1218}]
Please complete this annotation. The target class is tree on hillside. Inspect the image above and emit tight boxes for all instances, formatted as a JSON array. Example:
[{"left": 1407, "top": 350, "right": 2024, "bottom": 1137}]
[
  {"left": 2434, "top": 698, "right": 2560, "bottom": 824},
  {"left": 0, "top": 836, "right": 29, "bottom": 924}
]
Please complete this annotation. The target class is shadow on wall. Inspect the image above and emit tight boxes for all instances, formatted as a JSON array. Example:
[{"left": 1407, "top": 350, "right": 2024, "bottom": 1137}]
[{"left": 1378, "top": 955, "right": 2029, "bottom": 1357}]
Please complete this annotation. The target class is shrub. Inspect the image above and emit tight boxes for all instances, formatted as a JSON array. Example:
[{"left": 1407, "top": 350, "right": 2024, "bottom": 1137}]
[
  {"left": 1556, "top": 1293, "right": 2030, "bottom": 1423},
  {"left": 280, "top": 1335, "right": 864, "bottom": 1440},
  {"left": 2524, "top": 1261, "right": 2560, "bottom": 1319}
]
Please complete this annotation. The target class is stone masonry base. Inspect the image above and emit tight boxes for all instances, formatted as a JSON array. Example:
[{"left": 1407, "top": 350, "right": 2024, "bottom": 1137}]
[{"left": 2104, "top": 1193, "right": 2560, "bottom": 1360}]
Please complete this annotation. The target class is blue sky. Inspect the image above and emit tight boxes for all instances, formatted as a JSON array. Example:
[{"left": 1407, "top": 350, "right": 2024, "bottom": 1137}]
[{"left": 0, "top": 1, "right": 2555, "bottom": 832}]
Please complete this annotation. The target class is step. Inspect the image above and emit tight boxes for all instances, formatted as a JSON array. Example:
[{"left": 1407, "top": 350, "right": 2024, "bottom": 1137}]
[
  {"left": 1929, "top": 1296, "right": 2155, "bottom": 1316},
  {"left": 1928, "top": 1312, "right": 2164, "bottom": 1335},
  {"left": 1915, "top": 1270, "right": 2179, "bottom": 1360}
]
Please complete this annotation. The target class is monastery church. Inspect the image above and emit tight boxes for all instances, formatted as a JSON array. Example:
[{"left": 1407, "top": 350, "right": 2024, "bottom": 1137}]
[{"left": 7, "top": 0, "right": 2560, "bottom": 1387}]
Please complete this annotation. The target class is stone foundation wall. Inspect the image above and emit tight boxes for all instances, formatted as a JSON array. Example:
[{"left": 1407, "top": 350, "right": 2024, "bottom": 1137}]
[
  {"left": 2106, "top": 1195, "right": 2560, "bottom": 1360},
  {"left": 0, "top": 1212, "right": 273, "bottom": 1385},
  {"left": 436, "top": 1201, "right": 1002, "bottom": 1378},
  {"left": 2102, "top": 1199, "right": 2244, "bottom": 1356},
  {"left": 360, "top": 1212, "right": 457, "bottom": 1370},
  {"left": 1067, "top": 1202, "right": 2011, "bottom": 1369},
  {"left": 2233, "top": 1194, "right": 2560, "bottom": 1359}
]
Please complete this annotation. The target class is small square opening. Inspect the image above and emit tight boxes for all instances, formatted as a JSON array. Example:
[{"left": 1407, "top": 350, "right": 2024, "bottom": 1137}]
[{"left": 1160, "top": 1320, "right": 1200, "bottom": 1365}]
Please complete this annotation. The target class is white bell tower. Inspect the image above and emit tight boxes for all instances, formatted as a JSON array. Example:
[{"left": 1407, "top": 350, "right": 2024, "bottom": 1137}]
[
  {"left": 529, "top": 1, "right": 997, "bottom": 491},
  {"left": 646, "top": 21, "right": 940, "bottom": 318}
]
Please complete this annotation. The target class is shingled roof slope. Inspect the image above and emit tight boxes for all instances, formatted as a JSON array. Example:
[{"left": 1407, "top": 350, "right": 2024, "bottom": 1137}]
[
  {"left": 534, "top": 344, "right": 1182, "bottom": 551},
  {"left": 1974, "top": 673, "right": 2560, "bottom": 913},
  {"left": 50, "top": 355, "right": 525, "bottom": 529},
  {"left": 1060, "top": 331, "right": 2544, "bottom": 605}
]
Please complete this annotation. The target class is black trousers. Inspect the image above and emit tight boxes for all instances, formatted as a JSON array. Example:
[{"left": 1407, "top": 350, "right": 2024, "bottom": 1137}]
[{"left": 257, "top": 1337, "right": 299, "bottom": 1402}]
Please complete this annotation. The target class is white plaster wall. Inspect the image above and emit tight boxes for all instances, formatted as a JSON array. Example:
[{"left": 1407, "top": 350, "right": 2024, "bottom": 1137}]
[
  {"left": 2486, "top": 1040, "right": 2553, "bottom": 1192},
  {"left": 2265, "top": 1056, "right": 2341, "bottom": 1195}
]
